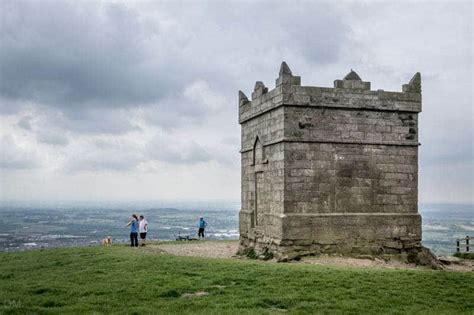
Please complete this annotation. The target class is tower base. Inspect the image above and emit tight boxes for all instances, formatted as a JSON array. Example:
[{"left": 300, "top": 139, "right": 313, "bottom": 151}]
[{"left": 239, "top": 212, "right": 424, "bottom": 261}]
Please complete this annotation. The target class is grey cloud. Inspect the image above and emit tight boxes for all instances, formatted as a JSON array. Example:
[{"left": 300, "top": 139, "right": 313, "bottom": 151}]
[
  {"left": 0, "top": 97, "right": 25, "bottom": 115},
  {"left": 147, "top": 134, "right": 212, "bottom": 165},
  {"left": 64, "top": 133, "right": 216, "bottom": 172},
  {"left": 36, "top": 131, "right": 69, "bottom": 146},
  {"left": 0, "top": 1, "right": 180, "bottom": 109},
  {"left": 59, "top": 108, "right": 140, "bottom": 135},
  {"left": 141, "top": 79, "right": 230, "bottom": 130},
  {"left": 145, "top": 132, "right": 241, "bottom": 168},
  {"left": 0, "top": 0, "right": 350, "bottom": 153},
  {"left": 15, "top": 111, "right": 69, "bottom": 146},
  {"left": 221, "top": 136, "right": 239, "bottom": 146},
  {"left": 24, "top": 106, "right": 140, "bottom": 136},
  {"left": 0, "top": 1, "right": 348, "bottom": 113},
  {"left": 64, "top": 138, "right": 143, "bottom": 172},
  {"left": 66, "top": 155, "right": 141, "bottom": 172},
  {"left": 159, "top": 143, "right": 211, "bottom": 165},
  {"left": 17, "top": 115, "right": 32, "bottom": 130},
  {"left": 0, "top": 135, "right": 39, "bottom": 169},
  {"left": 64, "top": 132, "right": 215, "bottom": 172},
  {"left": 420, "top": 132, "right": 473, "bottom": 167}
]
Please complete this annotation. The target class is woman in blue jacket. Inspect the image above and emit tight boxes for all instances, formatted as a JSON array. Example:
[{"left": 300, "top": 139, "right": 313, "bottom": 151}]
[{"left": 125, "top": 214, "right": 139, "bottom": 247}]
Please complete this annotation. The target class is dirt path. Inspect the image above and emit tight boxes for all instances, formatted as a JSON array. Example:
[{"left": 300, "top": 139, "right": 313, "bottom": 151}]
[
  {"left": 304, "top": 256, "right": 472, "bottom": 271},
  {"left": 146, "top": 241, "right": 239, "bottom": 259},
  {"left": 145, "top": 241, "right": 473, "bottom": 272}
]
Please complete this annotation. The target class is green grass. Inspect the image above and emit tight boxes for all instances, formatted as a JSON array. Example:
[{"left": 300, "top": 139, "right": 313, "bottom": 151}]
[
  {"left": 454, "top": 252, "right": 474, "bottom": 260},
  {"left": 0, "top": 244, "right": 473, "bottom": 314}
]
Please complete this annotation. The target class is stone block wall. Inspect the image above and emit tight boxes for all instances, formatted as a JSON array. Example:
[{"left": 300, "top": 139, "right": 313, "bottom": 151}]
[
  {"left": 284, "top": 107, "right": 419, "bottom": 144},
  {"left": 240, "top": 142, "right": 285, "bottom": 239},
  {"left": 283, "top": 142, "right": 418, "bottom": 214}
]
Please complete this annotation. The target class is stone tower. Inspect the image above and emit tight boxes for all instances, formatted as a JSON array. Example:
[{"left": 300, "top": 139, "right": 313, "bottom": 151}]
[{"left": 238, "top": 62, "right": 422, "bottom": 259}]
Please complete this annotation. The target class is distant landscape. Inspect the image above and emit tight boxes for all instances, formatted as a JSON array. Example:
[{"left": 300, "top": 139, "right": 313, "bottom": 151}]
[
  {"left": 419, "top": 203, "right": 473, "bottom": 255},
  {"left": 0, "top": 200, "right": 240, "bottom": 253},
  {"left": 0, "top": 201, "right": 472, "bottom": 256}
]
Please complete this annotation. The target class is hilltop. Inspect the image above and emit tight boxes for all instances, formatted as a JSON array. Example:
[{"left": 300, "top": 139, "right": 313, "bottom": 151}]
[{"left": 0, "top": 241, "right": 473, "bottom": 314}]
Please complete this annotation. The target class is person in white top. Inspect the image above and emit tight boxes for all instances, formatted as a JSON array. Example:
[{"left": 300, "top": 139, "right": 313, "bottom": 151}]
[{"left": 139, "top": 215, "right": 148, "bottom": 246}]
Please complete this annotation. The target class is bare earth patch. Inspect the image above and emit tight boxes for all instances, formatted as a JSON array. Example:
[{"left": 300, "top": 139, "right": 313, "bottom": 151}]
[
  {"left": 302, "top": 255, "right": 473, "bottom": 272},
  {"left": 301, "top": 256, "right": 473, "bottom": 272},
  {"left": 145, "top": 241, "right": 473, "bottom": 272},
  {"left": 181, "top": 291, "right": 209, "bottom": 298},
  {"left": 146, "top": 241, "right": 239, "bottom": 259},
  {"left": 300, "top": 255, "right": 421, "bottom": 269}
]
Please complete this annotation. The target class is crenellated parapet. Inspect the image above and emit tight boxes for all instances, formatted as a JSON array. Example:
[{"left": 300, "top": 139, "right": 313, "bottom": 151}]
[{"left": 239, "top": 62, "right": 422, "bottom": 124}]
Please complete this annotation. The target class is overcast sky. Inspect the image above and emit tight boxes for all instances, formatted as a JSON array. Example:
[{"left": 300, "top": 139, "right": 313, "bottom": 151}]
[{"left": 0, "top": 0, "right": 472, "bottom": 204}]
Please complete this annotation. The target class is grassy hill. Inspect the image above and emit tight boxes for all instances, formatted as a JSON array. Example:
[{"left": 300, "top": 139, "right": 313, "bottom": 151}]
[{"left": 0, "top": 243, "right": 473, "bottom": 314}]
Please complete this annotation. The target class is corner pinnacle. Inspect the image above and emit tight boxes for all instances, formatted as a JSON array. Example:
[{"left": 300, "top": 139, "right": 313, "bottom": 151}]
[
  {"left": 409, "top": 72, "right": 421, "bottom": 88},
  {"left": 279, "top": 61, "right": 292, "bottom": 76},
  {"left": 254, "top": 81, "right": 266, "bottom": 91},
  {"left": 239, "top": 90, "right": 249, "bottom": 106},
  {"left": 403, "top": 72, "right": 421, "bottom": 93}
]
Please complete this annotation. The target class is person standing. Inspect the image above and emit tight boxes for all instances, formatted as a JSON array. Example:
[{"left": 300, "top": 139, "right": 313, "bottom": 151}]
[
  {"left": 198, "top": 217, "right": 207, "bottom": 239},
  {"left": 125, "top": 214, "right": 139, "bottom": 247},
  {"left": 139, "top": 215, "right": 148, "bottom": 246}
]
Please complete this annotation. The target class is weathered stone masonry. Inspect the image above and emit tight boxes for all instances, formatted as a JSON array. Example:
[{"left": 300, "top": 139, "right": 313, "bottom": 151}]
[{"left": 239, "top": 62, "right": 423, "bottom": 258}]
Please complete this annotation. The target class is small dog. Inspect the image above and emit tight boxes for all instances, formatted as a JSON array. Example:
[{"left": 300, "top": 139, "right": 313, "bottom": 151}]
[{"left": 101, "top": 236, "right": 112, "bottom": 246}]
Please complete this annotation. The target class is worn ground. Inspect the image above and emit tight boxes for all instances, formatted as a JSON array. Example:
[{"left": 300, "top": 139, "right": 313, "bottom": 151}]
[
  {"left": 146, "top": 240, "right": 473, "bottom": 272},
  {"left": 146, "top": 240, "right": 238, "bottom": 259}
]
